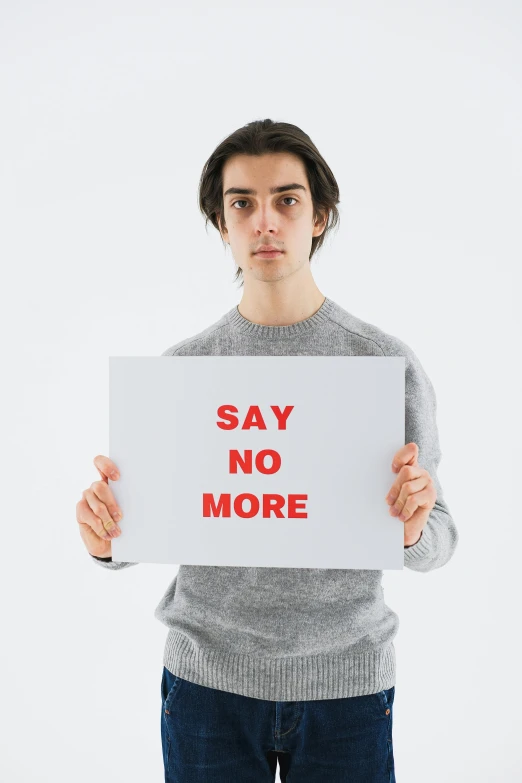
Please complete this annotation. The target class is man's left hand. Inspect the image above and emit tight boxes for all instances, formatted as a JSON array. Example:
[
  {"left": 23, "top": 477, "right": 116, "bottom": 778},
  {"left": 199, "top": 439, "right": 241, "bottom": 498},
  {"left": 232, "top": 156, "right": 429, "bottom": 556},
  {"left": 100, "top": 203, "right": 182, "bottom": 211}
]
[{"left": 385, "top": 442, "right": 437, "bottom": 547}]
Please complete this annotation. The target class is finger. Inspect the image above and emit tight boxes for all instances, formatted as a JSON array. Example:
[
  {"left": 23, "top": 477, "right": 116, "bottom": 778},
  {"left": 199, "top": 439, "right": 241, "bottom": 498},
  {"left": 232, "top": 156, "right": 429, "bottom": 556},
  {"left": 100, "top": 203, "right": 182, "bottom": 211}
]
[
  {"left": 395, "top": 483, "right": 435, "bottom": 522},
  {"left": 76, "top": 496, "right": 116, "bottom": 541},
  {"left": 94, "top": 454, "right": 120, "bottom": 483},
  {"left": 386, "top": 464, "right": 424, "bottom": 504},
  {"left": 83, "top": 485, "right": 121, "bottom": 536},
  {"left": 90, "top": 479, "right": 123, "bottom": 525},
  {"left": 391, "top": 442, "right": 419, "bottom": 472}
]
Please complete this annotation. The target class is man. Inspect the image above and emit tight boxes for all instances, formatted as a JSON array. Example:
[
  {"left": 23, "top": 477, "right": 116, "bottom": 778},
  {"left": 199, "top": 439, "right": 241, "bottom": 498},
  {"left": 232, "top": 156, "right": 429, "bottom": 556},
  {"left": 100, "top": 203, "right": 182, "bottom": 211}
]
[{"left": 78, "top": 119, "right": 458, "bottom": 782}]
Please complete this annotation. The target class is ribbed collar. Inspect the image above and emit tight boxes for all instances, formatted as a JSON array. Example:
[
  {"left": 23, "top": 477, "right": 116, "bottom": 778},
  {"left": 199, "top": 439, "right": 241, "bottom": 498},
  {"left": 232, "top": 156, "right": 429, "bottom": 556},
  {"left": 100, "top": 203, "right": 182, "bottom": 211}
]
[{"left": 226, "top": 296, "right": 336, "bottom": 339}]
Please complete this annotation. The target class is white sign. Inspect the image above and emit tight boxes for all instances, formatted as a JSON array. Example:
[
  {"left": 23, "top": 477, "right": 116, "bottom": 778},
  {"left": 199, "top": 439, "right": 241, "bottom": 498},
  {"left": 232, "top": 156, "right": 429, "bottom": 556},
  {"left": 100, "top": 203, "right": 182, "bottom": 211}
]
[{"left": 109, "top": 356, "right": 405, "bottom": 569}]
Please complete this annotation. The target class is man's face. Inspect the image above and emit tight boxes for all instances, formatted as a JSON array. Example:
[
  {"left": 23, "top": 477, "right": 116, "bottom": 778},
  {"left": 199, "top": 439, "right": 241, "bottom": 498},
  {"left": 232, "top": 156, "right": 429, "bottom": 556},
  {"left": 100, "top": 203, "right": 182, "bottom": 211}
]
[{"left": 219, "top": 152, "right": 325, "bottom": 284}]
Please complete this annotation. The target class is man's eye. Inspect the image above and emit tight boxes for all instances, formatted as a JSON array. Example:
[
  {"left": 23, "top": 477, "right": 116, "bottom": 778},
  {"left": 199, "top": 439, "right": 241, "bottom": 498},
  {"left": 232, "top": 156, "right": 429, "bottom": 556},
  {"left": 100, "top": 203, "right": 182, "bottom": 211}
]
[{"left": 231, "top": 197, "right": 298, "bottom": 209}]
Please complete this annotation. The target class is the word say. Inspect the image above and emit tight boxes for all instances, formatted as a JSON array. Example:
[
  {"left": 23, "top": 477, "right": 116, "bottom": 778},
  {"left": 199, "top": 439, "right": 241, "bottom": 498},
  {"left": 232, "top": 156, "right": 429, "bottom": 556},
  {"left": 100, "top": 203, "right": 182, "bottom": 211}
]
[{"left": 216, "top": 405, "right": 294, "bottom": 430}]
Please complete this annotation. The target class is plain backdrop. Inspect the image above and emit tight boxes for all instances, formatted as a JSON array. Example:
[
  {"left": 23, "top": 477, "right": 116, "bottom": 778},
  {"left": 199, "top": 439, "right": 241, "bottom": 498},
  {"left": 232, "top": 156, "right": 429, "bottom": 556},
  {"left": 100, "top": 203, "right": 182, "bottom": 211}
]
[{"left": 1, "top": 1, "right": 520, "bottom": 781}]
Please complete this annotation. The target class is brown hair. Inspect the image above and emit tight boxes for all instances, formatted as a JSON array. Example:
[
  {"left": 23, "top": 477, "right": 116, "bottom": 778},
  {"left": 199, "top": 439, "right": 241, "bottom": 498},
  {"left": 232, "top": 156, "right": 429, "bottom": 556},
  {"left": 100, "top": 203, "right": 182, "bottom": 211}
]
[{"left": 197, "top": 118, "right": 341, "bottom": 288}]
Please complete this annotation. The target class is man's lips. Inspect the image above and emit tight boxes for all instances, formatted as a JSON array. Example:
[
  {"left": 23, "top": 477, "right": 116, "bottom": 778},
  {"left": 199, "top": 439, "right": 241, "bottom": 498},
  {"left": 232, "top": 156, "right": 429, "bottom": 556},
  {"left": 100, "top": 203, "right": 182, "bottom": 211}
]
[{"left": 254, "top": 245, "right": 283, "bottom": 253}]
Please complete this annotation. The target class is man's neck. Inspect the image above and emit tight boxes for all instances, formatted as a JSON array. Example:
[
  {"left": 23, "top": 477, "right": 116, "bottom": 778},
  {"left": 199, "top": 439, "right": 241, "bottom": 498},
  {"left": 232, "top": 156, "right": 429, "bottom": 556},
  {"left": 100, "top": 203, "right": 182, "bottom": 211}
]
[{"left": 237, "top": 286, "right": 326, "bottom": 327}]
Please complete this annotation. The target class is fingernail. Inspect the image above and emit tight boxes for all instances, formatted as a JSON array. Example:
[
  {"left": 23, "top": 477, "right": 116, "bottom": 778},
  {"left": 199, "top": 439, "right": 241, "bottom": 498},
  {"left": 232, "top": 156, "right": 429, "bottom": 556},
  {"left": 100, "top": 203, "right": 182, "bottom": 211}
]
[
  {"left": 113, "top": 511, "right": 121, "bottom": 521},
  {"left": 111, "top": 471, "right": 119, "bottom": 479}
]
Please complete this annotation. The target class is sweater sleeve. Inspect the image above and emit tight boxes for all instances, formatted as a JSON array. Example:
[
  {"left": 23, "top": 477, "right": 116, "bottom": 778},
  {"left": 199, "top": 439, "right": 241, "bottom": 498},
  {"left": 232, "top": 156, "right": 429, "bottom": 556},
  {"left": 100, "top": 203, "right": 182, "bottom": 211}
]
[
  {"left": 89, "top": 553, "right": 138, "bottom": 570},
  {"left": 383, "top": 338, "right": 459, "bottom": 572}
]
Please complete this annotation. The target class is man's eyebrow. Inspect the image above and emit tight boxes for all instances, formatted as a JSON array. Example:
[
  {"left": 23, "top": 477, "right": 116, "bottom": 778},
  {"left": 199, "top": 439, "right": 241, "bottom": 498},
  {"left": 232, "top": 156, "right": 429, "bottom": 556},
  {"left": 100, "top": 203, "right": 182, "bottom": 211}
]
[{"left": 223, "top": 183, "right": 307, "bottom": 197}]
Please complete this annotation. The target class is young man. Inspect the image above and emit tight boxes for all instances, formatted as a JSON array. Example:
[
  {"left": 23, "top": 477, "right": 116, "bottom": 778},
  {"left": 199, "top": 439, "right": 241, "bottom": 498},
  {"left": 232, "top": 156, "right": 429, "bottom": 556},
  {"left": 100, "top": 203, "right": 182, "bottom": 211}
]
[{"left": 79, "top": 119, "right": 458, "bottom": 782}]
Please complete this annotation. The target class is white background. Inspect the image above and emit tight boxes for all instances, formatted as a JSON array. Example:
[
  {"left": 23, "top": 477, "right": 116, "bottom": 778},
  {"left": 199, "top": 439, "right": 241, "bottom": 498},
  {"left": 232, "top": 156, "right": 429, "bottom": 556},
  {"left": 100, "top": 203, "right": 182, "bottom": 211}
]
[{"left": 1, "top": 1, "right": 519, "bottom": 781}]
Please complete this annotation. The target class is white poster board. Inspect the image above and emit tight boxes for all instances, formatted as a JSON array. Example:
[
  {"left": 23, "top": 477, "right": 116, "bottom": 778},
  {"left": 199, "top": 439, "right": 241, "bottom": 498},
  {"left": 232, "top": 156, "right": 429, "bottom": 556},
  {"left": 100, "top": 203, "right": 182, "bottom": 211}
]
[{"left": 109, "top": 356, "right": 405, "bottom": 569}]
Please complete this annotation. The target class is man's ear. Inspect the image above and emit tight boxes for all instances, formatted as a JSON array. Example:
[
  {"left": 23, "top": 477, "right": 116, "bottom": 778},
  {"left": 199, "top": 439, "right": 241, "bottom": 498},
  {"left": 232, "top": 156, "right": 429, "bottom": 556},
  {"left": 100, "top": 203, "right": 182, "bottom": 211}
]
[{"left": 313, "top": 209, "right": 328, "bottom": 238}]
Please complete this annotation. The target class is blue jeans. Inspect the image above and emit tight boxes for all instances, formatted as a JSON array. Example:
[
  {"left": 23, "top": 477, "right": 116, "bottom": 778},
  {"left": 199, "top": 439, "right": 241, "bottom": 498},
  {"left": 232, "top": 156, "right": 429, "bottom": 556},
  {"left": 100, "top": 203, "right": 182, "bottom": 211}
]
[{"left": 161, "top": 666, "right": 396, "bottom": 782}]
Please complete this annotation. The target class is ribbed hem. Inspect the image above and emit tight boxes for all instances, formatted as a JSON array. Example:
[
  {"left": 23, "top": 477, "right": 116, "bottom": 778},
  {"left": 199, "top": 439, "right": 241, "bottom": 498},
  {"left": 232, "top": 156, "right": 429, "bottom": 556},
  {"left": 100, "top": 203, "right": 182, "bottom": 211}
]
[
  {"left": 226, "top": 296, "right": 336, "bottom": 339},
  {"left": 163, "top": 629, "right": 396, "bottom": 702}
]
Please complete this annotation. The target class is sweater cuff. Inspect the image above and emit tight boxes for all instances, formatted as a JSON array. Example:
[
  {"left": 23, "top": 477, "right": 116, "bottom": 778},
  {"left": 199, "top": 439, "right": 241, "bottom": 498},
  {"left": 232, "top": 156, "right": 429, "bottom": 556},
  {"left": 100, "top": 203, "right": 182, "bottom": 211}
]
[{"left": 403, "top": 525, "right": 432, "bottom": 563}]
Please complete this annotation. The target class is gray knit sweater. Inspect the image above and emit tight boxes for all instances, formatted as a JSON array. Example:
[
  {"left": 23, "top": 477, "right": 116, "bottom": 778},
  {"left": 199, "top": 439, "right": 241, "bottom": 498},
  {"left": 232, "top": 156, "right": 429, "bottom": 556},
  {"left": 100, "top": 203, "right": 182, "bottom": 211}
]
[{"left": 91, "top": 296, "right": 458, "bottom": 701}]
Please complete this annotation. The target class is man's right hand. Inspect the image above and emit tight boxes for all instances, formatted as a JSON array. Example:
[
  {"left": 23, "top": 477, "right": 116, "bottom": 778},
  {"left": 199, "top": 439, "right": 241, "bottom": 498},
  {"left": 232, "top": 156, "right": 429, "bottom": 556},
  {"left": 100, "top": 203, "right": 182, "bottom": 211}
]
[{"left": 76, "top": 455, "right": 124, "bottom": 558}]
